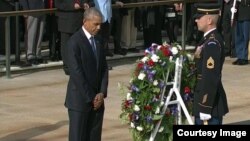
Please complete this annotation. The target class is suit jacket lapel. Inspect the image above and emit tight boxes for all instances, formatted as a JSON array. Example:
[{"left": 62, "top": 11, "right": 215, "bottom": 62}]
[
  {"left": 95, "top": 39, "right": 100, "bottom": 67},
  {"left": 79, "top": 29, "right": 98, "bottom": 69}
]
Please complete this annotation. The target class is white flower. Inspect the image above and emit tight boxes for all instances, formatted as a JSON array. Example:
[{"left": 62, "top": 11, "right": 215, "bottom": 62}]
[
  {"left": 130, "top": 122, "right": 135, "bottom": 128},
  {"left": 141, "top": 56, "right": 149, "bottom": 63},
  {"left": 134, "top": 105, "right": 140, "bottom": 111},
  {"left": 177, "top": 44, "right": 182, "bottom": 50},
  {"left": 162, "top": 41, "right": 169, "bottom": 46},
  {"left": 145, "top": 49, "right": 150, "bottom": 54},
  {"left": 160, "top": 101, "right": 165, "bottom": 107},
  {"left": 169, "top": 56, "right": 173, "bottom": 62},
  {"left": 186, "top": 53, "right": 194, "bottom": 61},
  {"left": 136, "top": 126, "right": 143, "bottom": 131},
  {"left": 126, "top": 93, "right": 132, "bottom": 100},
  {"left": 151, "top": 43, "right": 157, "bottom": 46},
  {"left": 155, "top": 106, "right": 160, "bottom": 114},
  {"left": 171, "top": 47, "right": 179, "bottom": 55},
  {"left": 153, "top": 80, "right": 158, "bottom": 86},
  {"left": 138, "top": 73, "right": 146, "bottom": 80},
  {"left": 158, "top": 126, "right": 164, "bottom": 132},
  {"left": 157, "top": 45, "right": 162, "bottom": 50},
  {"left": 161, "top": 61, "right": 166, "bottom": 66},
  {"left": 151, "top": 54, "right": 160, "bottom": 62}
]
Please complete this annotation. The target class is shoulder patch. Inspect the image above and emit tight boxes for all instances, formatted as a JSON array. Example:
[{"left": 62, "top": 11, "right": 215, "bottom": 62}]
[
  {"left": 207, "top": 57, "right": 214, "bottom": 69},
  {"left": 204, "top": 33, "right": 221, "bottom": 48},
  {"left": 207, "top": 41, "right": 217, "bottom": 46}
]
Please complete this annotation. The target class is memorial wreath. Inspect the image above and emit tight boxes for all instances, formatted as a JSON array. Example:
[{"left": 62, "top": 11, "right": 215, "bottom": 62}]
[{"left": 119, "top": 42, "right": 196, "bottom": 141}]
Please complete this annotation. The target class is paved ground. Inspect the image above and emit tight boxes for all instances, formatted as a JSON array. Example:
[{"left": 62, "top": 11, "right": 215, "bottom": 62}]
[{"left": 0, "top": 56, "right": 250, "bottom": 141}]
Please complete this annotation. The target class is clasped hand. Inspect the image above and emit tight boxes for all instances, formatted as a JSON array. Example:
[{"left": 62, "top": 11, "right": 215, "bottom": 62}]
[
  {"left": 93, "top": 93, "right": 104, "bottom": 110},
  {"left": 74, "top": 3, "right": 90, "bottom": 10}
]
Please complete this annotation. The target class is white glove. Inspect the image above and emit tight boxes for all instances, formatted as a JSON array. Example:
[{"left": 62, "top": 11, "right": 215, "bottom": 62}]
[{"left": 200, "top": 112, "right": 211, "bottom": 121}]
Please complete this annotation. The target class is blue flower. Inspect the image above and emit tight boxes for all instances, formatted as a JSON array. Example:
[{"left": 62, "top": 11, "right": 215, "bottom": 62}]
[
  {"left": 145, "top": 115, "right": 153, "bottom": 123},
  {"left": 131, "top": 85, "right": 140, "bottom": 92}
]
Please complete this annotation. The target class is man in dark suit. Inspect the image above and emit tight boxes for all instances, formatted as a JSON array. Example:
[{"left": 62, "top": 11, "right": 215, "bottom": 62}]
[
  {"left": 65, "top": 7, "right": 108, "bottom": 141},
  {"left": 55, "top": 0, "right": 93, "bottom": 75},
  {"left": 193, "top": 3, "right": 229, "bottom": 125}
]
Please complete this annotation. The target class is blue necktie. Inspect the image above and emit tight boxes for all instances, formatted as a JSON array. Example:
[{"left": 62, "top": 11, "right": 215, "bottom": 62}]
[{"left": 90, "top": 36, "right": 97, "bottom": 59}]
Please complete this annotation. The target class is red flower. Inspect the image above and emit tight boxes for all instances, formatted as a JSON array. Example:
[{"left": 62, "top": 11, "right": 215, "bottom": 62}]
[
  {"left": 147, "top": 59, "right": 155, "bottom": 66},
  {"left": 161, "top": 47, "right": 171, "bottom": 57},
  {"left": 137, "top": 62, "right": 144, "bottom": 70},
  {"left": 144, "top": 105, "right": 152, "bottom": 111},
  {"left": 124, "top": 100, "right": 131, "bottom": 108},
  {"left": 184, "top": 86, "right": 191, "bottom": 94}
]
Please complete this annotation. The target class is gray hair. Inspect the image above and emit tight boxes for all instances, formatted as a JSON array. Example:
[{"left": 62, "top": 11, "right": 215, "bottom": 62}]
[{"left": 83, "top": 7, "right": 103, "bottom": 21}]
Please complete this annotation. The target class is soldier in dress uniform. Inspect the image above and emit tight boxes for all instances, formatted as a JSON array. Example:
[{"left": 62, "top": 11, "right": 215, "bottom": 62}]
[{"left": 193, "top": 3, "right": 229, "bottom": 125}]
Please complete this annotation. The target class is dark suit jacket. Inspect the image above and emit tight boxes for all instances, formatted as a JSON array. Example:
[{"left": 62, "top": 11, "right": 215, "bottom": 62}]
[
  {"left": 194, "top": 29, "right": 229, "bottom": 118},
  {"left": 19, "top": 0, "right": 44, "bottom": 10},
  {"left": 19, "top": 0, "right": 45, "bottom": 16},
  {"left": 237, "top": 0, "right": 250, "bottom": 21},
  {"left": 55, "top": 0, "right": 93, "bottom": 33},
  {"left": 65, "top": 28, "right": 108, "bottom": 111}
]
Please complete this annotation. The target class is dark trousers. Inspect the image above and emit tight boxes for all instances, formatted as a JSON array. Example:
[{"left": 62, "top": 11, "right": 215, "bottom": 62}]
[
  {"left": 186, "top": 3, "right": 196, "bottom": 42},
  {"left": 222, "top": 3, "right": 235, "bottom": 55},
  {"left": 143, "top": 26, "right": 162, "bottom": 48},
  {"left": 195, "top": 116, "right": 223, "bottom": 125},
  {"left": 68, "top": 105, "right": 104, "bottom": 141},
  {"left": 235, "top": 21, "right": 250, "bottom": 60},
  {"left": 165, "top": 17, "right": 177, "bottom": 43},
  {"left": 98, "top": 21, "right": 110, "bottom": 51},
  {"left": 111, "top": 9, "right": 123, "bottom": 51},
  {"left": 142, "top": 7, "right": 162, "bottom": 48},
  {"left": 46, "top": 14, "right": 61, "bottom": 60}
]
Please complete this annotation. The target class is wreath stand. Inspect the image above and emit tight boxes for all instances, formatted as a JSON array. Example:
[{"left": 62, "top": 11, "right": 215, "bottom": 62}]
[{"left": 149, "top": 56, "right": 194, "bottom": 141}]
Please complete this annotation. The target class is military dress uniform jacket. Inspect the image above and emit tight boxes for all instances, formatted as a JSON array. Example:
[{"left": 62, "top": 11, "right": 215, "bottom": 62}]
[{"left": 193, "top": 29, "right": 229, "bottom": 118}]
